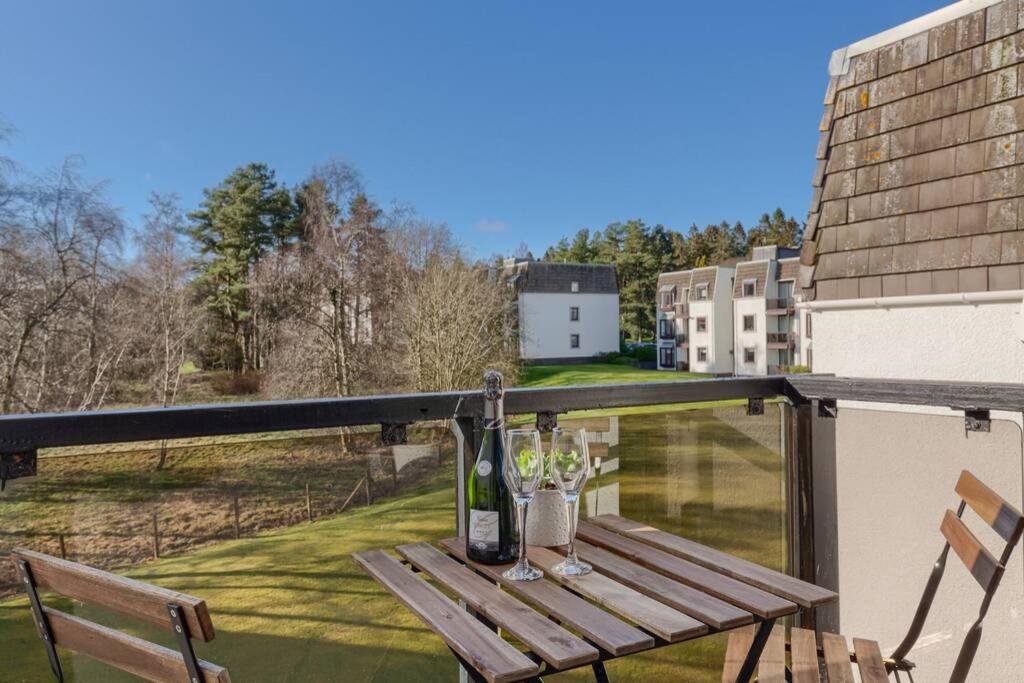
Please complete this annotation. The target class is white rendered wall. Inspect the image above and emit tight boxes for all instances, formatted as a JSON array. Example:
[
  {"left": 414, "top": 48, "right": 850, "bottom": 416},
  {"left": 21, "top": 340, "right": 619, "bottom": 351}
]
[
  {"left": 712, "top": 268, "right": 735, "bottom": 374},
  {"left": 734, "top": 298, "right": 767, "bottom": 376},
  {"left": 518, "top": 292, "right": 619, "bottom": 360},
  {"left": 688, "top": 300, "right": 720, "bottom": 373},
  {"left": 809, "top": 300, "right": 1024, "bottom": 382}
]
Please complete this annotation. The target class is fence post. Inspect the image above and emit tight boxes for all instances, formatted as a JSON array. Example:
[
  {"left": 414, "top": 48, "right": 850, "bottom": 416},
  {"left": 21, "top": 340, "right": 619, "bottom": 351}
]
[
  {"left": 364, "top": 475, "right": 372, "bottom": 506},
  {"left": 233, "top": 496, "right": 241, "bottom": 539},
  {"left": 58, "top": 533, "right": 67, "bottom": 560},
  {"left": 305, "top": 483, "right": 313, "bottom": 522},
  {"left": 152, "top": 512, "right": 160, "bottom": 559}
]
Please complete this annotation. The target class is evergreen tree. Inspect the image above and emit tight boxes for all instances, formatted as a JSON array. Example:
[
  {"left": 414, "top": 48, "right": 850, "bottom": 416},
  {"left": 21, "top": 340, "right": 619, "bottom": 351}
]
[
  {"left": 747, "top": 208, "right": 804, "bottom": 248},
  {"left": 188, "top": 163, "right": 296, "bottom": 372}
]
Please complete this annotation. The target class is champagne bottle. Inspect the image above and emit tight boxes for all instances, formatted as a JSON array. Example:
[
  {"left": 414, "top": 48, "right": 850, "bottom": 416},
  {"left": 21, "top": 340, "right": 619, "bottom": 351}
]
[{"left": 466, "top": 371, "right": 518, "bottom": 564}]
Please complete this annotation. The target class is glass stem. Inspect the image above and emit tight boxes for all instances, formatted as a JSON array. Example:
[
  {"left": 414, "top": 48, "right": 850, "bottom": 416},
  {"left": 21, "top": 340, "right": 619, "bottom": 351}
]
[
  {"left": 515, "top": 500, "right": 529, "bottom": 571},
  {"left": 565, "top": 496, "right": 578, "bottom": 564}
]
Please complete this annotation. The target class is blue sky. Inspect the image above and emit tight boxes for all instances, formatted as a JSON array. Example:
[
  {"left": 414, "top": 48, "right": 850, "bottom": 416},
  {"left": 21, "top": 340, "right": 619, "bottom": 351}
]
[{"left": 1, "top": 0, "right": 945, "bottom": 258}]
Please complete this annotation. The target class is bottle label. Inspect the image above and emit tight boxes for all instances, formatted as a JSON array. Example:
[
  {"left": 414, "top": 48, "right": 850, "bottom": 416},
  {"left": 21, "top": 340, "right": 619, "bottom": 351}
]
[
  {"left": 476, "top": 461, "right": 492, "bottom": 477},
  {"left": 468, "top": 510, "right": 499, "bottom": 549}
]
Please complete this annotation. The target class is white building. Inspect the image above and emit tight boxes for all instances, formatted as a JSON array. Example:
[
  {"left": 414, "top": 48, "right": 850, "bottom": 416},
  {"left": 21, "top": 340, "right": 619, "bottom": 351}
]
[
  {"left": 797, "top": 1, "right": 1024, "bottom": 679},
  {"left": 656, "top": 264, "right": 736, "bottom": 374},
  {"left": 731, "top": 246, "right": 803, "bottom": 376},
  {"left": 504, "top": 259, "right": 619, "bottom": 363}
]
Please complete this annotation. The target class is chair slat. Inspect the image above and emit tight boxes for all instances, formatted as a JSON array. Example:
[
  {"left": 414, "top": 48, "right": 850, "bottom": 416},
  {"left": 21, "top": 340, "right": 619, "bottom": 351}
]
[
  {"left": 955, "top": 470, "right": 1024, "bottom": 545},
  {"left": 576, "top": 521, "right": 795, "bottom": 619},
  {"left": 45, "top": 607, "right": 230, "bottom": 683},
  {"left": 573, "top": 539, "right": 753, "bottom": 629},
  {"left": 588, "top": 515, "right": 836, "bottom": 608},
  {"left": 353, "top": 550, "right": 540, "bottom": 683},
  {"left": 721, "top": 626, "right": 754, "bottom": 683},
  {"left": 940, "top": 509, "right": 1001, "bottom": 590},
  {"left": 396, "top": 543, "right": 598, "bottom": 670},
  {"left": 758, "top": 624, "right": 786, "bottom": 683},
  {"left": 526, "top": 545, "right": 707, "bottom": 643},
  {"left": 821, "top": 632, "right": 855, "bottom": 683},
  {"left": 11, "top": 547, "right": 214, "bottom": 641},
  {"left": 852, "top": 637, "right": 889, "bottom": 683},
  {"left": 439, "top": 538, "right": 654, "bottom": 657},
  {"left": 789, "top": 627, "right": 819, "bottom": 683}
]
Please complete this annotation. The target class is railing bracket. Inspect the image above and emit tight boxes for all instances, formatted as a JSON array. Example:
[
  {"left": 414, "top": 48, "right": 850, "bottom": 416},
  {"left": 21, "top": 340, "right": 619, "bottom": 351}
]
[
  {"left": 746, "top": 398, "right": 765, "bottom": 416},
  {"left": 380, "top": 423, "right": 409, "bottom": 446},
  {"left": 0, "top": 450, "right": 37, "bottom": 491},
  {"left": 818, "top": 399, "right": 838, "bottom": 419},
  {"left": 963, "top": 409, "right": 991, "bottom": 433},
  {"left": 536, "top": 411, "right": 558, "bottom": 433}
]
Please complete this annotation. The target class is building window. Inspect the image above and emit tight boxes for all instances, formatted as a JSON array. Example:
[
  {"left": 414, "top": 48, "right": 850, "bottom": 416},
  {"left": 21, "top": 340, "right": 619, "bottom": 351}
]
[
  {"left": 659, "top": 347, "right": 674, "bottom": 368},
  {"left": 742, "top": 279, "right": 756, "bottom": 297},
  {"left": 743, "top": 315, "right": 755, "bottom": 332},
  {"left": 570, "top": 281, "right": 579, "bottom": 293},
  {"left": 661, "top": 289, "right": 675, "bottom": 306},
  {"left": 696, "top": 317, "right": 707, "bottom": 332},
  {"left": 744, "top": 347, "right": 755, "bottom": 364},
  {"left": 807, "top": 347, "right": 813, "bottom": 369},
  {"left": 695, "top": 284, "right": 708, "bottom": 300},
  {"left": 697, "top": 347, "right": 708, "bottom": 362},
  {"left": 570, "top": 306, "right": 579, "bottom": 321},
  {"left": 659, "top": 319, "right": 673, "bottom": 338},
  {"left": 806, "top": 313, "right": 812, "bottom": 339},
  {"left": 570, "top": 334, "right": 580, "bottom": 348}
]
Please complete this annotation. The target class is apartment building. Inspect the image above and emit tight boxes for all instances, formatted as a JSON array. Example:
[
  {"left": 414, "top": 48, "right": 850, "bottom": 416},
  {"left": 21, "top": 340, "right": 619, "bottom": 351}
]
[
  {"left": 656, "top": 263, "right": 736, "bottom": 374},
  {"left": 731, "top": 245, "right": 804, "bottom": 376},
  {"left": 503, "top": 259, "right": 619, "bottom": 363}
]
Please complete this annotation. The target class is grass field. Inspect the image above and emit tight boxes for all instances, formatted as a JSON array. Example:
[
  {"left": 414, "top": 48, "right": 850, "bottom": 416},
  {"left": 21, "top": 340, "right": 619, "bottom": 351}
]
[
  {"left": 0, "top": 399, "right": 787, "bottom": 682},
  {"left": 520, "top": 362, "right": 707, "bottom": 387}
]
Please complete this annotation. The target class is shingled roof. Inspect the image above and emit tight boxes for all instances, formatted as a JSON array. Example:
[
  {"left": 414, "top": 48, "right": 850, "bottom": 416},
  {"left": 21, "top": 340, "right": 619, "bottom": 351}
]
[
  {"left": 802, "top": 0, "right": 1024, "bottom": 300},
  {"left": 514, "top": 262, "right": 619, "bottom": 294}
]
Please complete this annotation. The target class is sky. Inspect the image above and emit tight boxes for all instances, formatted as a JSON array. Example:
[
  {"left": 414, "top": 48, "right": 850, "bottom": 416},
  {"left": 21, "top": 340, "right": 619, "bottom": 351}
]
[{"left": 1, "top": 0, "right": 948, "bottom": 258}]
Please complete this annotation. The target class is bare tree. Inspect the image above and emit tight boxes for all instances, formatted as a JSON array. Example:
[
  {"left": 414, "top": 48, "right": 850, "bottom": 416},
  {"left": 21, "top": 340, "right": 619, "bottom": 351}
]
[
  {"left": 399, "top": 243, "right": 520, "bottom": 393},
  {"left": 131, "top": 193, "right": 204, "bottom": 466},
  {"left": 0, "top": 159, "right": 127, "bottom": 414}
]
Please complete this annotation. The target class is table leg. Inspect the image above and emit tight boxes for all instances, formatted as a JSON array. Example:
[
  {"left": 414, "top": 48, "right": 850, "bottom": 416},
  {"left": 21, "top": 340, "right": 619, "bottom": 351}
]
[
  {"left": 592, "top": 660, "right": 610, "bottom": 682},
  {"left": 448, "top": 646, "right": 488, "bottom": 683},
  {"left": 734, "top": 618, "right": 776, "bottom": 683}
]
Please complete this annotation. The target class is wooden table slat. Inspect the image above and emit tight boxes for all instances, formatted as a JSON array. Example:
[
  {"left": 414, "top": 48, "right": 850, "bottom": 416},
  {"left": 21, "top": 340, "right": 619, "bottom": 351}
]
[
  {"left": 438, "top": 538, "right": 654, "bottom": 657},
  {"left": 789, "top": 627, "right": 820, "bottom": 683},
  {"left": 396, "top": 543, "right": 598, "bottom": 669},
  {"left": 758, "top": 624, "right": 786, "bottom": 683},
  {"left": 589, "top": 515, "right": 837, "bottom": 608},
  {"left": 576, "top": 521, "right": 796, "bottom": 619},
  {"left": 525, "top": 545, "right": 707, "bottom": 643},
  {"left": 572, "top": 539, "right": 752, "bottom": 630},
  {"left": 352, "top": 550, "right": 540, "bottom": 683}
]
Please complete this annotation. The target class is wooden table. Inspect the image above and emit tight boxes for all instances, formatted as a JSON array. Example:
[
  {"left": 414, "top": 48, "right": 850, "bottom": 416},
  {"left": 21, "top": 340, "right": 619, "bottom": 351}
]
[{"left": 354, "top": 514, "right": 837, "bottom": 683}]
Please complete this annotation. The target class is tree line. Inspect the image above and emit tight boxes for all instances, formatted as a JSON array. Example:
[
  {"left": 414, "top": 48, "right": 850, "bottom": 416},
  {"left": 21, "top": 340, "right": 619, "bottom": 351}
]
[
  {"left": 0, "top": 127, "right": 516, "bottom": 415},
  {"left": 541, "top": 210, "right": 803, "bottom": 341}
]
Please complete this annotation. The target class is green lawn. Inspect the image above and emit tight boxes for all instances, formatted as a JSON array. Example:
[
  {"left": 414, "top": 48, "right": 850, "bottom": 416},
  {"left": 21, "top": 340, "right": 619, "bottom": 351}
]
[{"left": 520, "top": 363, "right": 707, "bottom": 387}]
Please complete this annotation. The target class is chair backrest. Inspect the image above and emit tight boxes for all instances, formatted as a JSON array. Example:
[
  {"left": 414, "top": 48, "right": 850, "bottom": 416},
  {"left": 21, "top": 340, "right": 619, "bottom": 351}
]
[
  {"left": 11, "top": 547, "right": 231, "bottom": 683},
  {"left": 889, "top": 470, "right": 1024, "bottom": 683}
]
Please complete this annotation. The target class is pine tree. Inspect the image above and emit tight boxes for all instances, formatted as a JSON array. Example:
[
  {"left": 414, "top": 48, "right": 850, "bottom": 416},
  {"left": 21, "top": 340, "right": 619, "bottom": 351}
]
[{"left": 188, "top": 163, "right": 296, "bottom": 372}]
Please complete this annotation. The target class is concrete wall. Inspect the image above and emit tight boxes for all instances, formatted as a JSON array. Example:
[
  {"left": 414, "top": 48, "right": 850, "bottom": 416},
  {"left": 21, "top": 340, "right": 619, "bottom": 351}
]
[
  {"left": 518, "top": 292, "right": 619, "bottom": 360},
  {"left": 808, "top": 299, "right": 1024, "bottom": 382},
  {"left": 832, "top": 407, "right": 1024, "bottom": 682}
]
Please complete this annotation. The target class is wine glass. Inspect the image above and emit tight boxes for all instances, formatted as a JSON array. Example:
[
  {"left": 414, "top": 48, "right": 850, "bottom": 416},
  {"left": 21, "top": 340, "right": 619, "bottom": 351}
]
[
  {"left": 549, "top": 427, "right": 592, "bottom": 576},
  {"left": 502, "top": 429, "right": 544, "bottom": 581}
]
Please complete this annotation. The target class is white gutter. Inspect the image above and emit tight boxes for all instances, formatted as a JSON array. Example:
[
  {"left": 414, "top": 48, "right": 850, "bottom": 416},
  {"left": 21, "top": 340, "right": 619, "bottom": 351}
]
[
  {"left": 797, "top": 290, "right": 1024, "bottom": 311},
  {"left": 830, "top": 0, "right": 1004, "bottom": 75}
]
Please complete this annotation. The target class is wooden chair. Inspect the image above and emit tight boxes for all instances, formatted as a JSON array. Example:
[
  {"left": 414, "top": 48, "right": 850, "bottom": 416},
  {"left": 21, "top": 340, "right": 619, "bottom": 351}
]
[
  {"left": 721, "top": 470, "right": 1024, "bottom": 683},
  {"left": 11, "top": 547, "right": 231, "bottom": 682}
]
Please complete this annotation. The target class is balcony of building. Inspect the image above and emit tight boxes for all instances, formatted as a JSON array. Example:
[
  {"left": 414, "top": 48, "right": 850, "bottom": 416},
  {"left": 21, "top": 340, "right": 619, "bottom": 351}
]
[
  {"left": 765, "top": 298, "right": 795, "bottom": 316},
  {"left": 766, "top": 332, "right": 798, "bottom": 349}
]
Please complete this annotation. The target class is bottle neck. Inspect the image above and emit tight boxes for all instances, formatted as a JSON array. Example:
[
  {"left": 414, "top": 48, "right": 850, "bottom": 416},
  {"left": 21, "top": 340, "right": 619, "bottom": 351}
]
[{"left": 483, "top": 396, "right": 504, "bottom": 430}]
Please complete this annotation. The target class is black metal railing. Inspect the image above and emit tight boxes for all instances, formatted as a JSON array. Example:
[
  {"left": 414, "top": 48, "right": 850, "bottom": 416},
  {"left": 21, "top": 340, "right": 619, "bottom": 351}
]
[
  {"left": 766, "top": 298, "right": 795, "bottom": 312},
  {"left": 766, "top": 332, "right": 798, "bottom": 347}
]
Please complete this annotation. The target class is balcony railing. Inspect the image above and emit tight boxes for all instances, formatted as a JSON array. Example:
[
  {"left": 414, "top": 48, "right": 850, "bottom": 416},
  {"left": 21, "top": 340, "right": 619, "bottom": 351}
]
[
  {"left": 766, "top": 332, "right": 798, "bottom": 348},
  {"left": 4, "top": 374, "right": 1024, "bottom": 679},
  {"left": 766, "top": 298, "right": 795, "bottom": 314}
]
